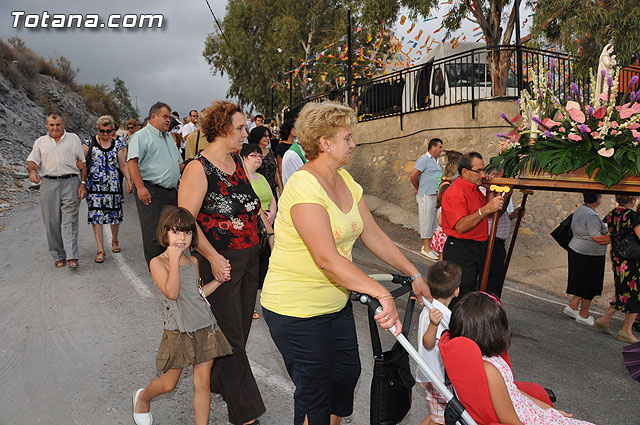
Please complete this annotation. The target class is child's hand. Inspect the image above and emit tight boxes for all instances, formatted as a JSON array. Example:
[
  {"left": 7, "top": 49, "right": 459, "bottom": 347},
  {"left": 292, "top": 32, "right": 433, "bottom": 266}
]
[
  {"left": 429, "top": 308, "right": 443, "bottom": 326},
  {"left": 555, "top": 409, "right": 573, "bottom": 418},
  {"left": 166, "top": 245, "right": 183, "bottom": 263}
]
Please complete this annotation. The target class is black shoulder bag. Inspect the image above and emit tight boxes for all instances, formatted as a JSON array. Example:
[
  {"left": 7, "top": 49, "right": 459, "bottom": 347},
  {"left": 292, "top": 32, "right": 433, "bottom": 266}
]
[
  {"left": 551, "top": 213, "right": 573, "bottom": 251},
  {"left": 369, "top": 283, "right": 416, "bottom": 425}
]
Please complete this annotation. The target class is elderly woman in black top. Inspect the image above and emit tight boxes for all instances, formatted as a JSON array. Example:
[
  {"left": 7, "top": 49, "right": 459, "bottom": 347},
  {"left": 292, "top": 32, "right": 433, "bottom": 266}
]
[
  {"left": 179, "top": 100, "right": 264, "bottom": 425},
  {"left": 596, "top": 195, "right": 640, "bottom": 343}
]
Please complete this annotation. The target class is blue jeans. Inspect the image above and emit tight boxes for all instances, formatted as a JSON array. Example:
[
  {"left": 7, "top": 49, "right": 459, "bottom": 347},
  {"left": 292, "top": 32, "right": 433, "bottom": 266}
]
[{"left": 263, "top": 302, "right": 361, "bottom": 425}]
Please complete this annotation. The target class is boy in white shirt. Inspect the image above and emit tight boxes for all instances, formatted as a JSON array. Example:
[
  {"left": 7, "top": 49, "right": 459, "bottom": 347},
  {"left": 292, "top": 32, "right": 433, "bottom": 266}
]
[{"left": 416, "top": 261, "right": 461, "bottom": 425}]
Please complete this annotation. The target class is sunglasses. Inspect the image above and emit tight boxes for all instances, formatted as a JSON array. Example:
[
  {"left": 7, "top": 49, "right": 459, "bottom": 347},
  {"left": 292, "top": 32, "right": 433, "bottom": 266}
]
[
  {"left": 127, "top": 126, "right": 135, "bottom": 130},
  {"left": 99, "top": 129, "right": 113, "bottom": 134}
]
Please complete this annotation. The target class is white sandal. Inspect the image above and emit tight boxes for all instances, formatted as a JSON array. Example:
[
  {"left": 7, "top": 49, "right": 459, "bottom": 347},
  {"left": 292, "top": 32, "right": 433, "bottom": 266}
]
[{"left": 132, "top": 388, "right": 153, "bottom": 425}]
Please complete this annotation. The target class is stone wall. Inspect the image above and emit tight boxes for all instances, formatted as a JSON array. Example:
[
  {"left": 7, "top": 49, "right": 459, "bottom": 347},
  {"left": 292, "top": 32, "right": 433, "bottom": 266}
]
[{"left": 346, "top": 99, "right": 618, "bottom": 296}]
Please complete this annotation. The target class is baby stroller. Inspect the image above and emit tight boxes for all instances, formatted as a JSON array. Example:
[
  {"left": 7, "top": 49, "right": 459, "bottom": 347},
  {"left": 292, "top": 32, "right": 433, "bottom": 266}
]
[
  {"left": 355, "top": 274, "right": 477, "bottom": 425},
  {"left": 357, "top": 274, "right": 555, "bottom": 425}
]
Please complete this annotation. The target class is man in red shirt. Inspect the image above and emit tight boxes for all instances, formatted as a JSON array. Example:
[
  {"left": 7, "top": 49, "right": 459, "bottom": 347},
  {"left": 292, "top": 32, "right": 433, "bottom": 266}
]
[{"left": 441, "top": 152, "right": 505, "bottom": 297}]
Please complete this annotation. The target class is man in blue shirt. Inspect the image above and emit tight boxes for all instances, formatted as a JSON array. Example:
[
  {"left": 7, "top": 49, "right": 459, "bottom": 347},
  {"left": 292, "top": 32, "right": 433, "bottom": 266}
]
[
  {"left": 127, "top": 101, "right": 184, "bottom": 266},
  {"left": 410, "top": 138, "right": 443, "bottom": 260}
]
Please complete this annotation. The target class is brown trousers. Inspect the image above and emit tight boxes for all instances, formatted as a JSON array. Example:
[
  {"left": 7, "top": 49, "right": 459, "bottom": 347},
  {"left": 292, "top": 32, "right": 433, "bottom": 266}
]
[{"left": 197, "top": 244, "right": 265, "bottom": 424}]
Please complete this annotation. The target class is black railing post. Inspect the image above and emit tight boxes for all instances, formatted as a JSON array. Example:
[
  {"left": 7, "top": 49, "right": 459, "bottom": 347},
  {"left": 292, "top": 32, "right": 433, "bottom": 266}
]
[
  {"left": 289, "top": 56, "right": 293, "bottom": 109},
  {"left": 471, "top": 52, "right": 475, "bottom": 102},
  {"left": 347, "top": 9, "right": 353, "bottom": 107},
  {"left": 515, "top": 0, "right": 523, "bottom": 97},
  {"left": 271, "top": 85, "right": 274, "bottom": 118}
]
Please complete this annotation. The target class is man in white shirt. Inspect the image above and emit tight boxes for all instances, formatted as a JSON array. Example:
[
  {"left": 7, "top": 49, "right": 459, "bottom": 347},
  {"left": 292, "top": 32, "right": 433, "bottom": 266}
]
[
  {"left": 181, "top": 109, "right": 198, "bottom": 139},
  {"left": 27, "top": 112, "right": 87, "bottom": 269},
  {"left": 281, "top": 139, "right": 306, "bottom": 186}
]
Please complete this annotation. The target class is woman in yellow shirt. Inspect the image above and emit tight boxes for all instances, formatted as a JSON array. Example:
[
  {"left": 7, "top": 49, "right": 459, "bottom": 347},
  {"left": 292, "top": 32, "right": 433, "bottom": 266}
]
[{"left": 260, "top": 101, "right": 431, "bottom": 425}]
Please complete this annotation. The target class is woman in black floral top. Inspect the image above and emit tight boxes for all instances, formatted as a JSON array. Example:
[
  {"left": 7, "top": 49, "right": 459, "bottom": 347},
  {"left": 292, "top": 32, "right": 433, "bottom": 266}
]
[
  {"left": 595, "top": 194, "right": 640, "bottom": 343},
  {"left": 179, "top": 101, "right": 265, "bottom": 425},
  {"left": 248, "top": 126, "right": 281, "bottom": 199}
]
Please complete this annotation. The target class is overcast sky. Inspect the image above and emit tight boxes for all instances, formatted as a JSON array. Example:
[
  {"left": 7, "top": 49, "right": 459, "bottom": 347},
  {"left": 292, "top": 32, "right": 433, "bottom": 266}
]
[{"left": 0, "top": 0, "right": 231, "bottom": 119}]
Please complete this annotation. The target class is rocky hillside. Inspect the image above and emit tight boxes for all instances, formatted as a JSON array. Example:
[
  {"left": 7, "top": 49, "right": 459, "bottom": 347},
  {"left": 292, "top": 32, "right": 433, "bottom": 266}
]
[{"left": 0, "top": 71, "right": 98, "bottom": 211}]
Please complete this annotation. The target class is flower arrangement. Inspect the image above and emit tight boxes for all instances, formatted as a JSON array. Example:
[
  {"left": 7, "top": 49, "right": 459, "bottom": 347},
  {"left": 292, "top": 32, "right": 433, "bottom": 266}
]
[{"left": 488, "top": 60, "right": 640, "bottom": 187}]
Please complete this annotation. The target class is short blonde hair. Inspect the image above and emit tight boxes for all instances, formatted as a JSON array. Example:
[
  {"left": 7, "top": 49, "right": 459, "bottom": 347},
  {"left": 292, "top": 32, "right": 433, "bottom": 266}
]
[
  {"left": 96, "top": 115, "right": 117, "bottom": 130},
  {"left": 295, "top": 102, "right": 357, "bottom": 160}
]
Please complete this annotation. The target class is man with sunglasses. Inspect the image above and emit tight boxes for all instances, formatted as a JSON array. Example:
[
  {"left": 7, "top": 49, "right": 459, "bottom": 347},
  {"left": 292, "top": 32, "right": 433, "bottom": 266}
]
[
  {"left": 441, "top": 151, "right": 505, "bottom": 299},
  {"left": 27, "top": 112, "right": 87, "bottom": 269}
]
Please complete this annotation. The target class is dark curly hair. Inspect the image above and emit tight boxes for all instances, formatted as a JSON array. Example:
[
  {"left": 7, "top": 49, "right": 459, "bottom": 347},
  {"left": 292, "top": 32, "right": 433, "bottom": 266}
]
[{"left": 200, "top": 100, "right": 243, "bottom": 142}]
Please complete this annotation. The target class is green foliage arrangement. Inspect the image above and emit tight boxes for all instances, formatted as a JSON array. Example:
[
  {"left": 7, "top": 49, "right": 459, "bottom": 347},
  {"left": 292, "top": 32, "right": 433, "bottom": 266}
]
[{"left": 489, "top": 62, "right": 640, "bottom": 187}]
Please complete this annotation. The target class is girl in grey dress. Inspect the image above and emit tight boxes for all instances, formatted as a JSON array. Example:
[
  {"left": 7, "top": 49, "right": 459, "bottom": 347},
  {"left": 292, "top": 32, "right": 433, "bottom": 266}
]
[{"left": 132, "top": 206, "right": 232, "bottom": 425}]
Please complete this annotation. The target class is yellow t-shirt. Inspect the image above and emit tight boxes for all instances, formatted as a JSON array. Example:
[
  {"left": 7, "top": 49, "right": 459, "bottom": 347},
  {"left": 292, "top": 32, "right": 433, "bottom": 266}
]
[{"left": 260, "top": 168, "right": 364, "bottom": 318}]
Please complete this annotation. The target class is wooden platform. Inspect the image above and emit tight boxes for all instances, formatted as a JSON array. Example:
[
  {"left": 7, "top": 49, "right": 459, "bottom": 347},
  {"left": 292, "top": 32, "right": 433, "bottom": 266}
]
[{"left": 487, "top": 175, "right": 640, "bottom": 195}]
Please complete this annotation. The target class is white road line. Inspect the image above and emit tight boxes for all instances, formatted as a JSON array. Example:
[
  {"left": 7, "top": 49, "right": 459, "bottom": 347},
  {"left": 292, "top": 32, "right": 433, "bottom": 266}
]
[
  {"left": 394, "top": 240, "right": 613, "bottom": 319},
  {"left": 250, "top": 360, "right": 294, "bottom": 394},
  {"left": 105, "top": 230, "right": 152, "bottom": 298}
]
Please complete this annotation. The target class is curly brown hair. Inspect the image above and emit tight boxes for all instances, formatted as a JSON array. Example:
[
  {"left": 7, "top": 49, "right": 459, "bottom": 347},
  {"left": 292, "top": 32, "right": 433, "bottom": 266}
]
[{"left": 200, "top": 100, "right": 243, "bottom": 142}]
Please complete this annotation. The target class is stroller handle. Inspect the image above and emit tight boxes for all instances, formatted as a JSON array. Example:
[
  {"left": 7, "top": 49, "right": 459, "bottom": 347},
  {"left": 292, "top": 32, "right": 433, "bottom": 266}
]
[{"left": 353, "top": 292, "right": 478, "bottom": 425}]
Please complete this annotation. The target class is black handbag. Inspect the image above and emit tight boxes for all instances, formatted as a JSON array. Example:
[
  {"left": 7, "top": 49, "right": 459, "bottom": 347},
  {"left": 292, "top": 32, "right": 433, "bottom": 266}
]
[
  {"left": 611, "top": 232, "right": 640, "bottom": 260},
  {"left": 369, "top": 285, "right": 416, "bottom": 425},
  {"left": 551, "top": 213, "right": 573, "bottom": 251}
]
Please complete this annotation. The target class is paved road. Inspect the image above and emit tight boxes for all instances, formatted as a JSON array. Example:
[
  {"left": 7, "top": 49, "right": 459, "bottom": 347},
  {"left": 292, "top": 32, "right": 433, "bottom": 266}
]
[{"left": 0, "top": 192, "right": 637, "bottom": 425}]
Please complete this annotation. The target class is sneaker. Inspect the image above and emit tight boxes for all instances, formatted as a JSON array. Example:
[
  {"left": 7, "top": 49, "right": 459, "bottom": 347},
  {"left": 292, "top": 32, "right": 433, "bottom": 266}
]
[
  {"left": 575, "top": 315, "right": 595, "bottom": 326},
  {"left": 420, "top": 247, "right": 439, "bottom": 261},
  {"left": 562, "top": 305, "right": 579, "bottom": 319}
]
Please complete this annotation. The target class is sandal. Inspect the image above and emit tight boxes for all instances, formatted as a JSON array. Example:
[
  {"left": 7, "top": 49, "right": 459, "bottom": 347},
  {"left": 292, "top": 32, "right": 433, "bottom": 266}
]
[
  {"left": 111, "top": 240, "right": 121, "bottom": 253},
  {"left": 67, "top": 259, "right": 79, "bottom": 269},
  {"left": 95, "top": 251, "right": 105, "bottom": 263},
  {"left": 54, "top": 259, "right": 66, "bottom": 268}
]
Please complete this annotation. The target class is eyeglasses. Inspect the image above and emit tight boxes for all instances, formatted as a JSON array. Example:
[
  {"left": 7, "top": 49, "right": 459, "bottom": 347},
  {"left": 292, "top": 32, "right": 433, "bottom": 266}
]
[
  {"left": 99, "top": 129, "right": 113, "bottom": 134},
  {"left": 247, "top": 153, "right": 263, "bottom": 159},
  {"left": 467, "top": 167, "right": 485, "bottom": 174},
  {"left": 127, "top": 126, "right": 135, "bottom": 130}
]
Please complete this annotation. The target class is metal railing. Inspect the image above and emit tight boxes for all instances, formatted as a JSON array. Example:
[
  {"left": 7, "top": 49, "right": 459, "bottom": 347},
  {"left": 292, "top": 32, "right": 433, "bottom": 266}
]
[{"left": 285, "top": 45, "right": 640, "bottom": 122}]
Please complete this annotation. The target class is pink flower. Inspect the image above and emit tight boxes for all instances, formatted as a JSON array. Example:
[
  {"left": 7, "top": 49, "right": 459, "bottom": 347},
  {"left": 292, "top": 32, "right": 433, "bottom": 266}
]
[
  {"left": 619, "top": 102, "right": 640, "bottom": 119},
  {"left": 542, "top": 117, "right": 561, "bottom": 128},
  {"left": 591, "top": 131, "right": 600, "bottom": 139},
  {"left": 631, "top": 279, "right": 638, "bottom": 291},
  {"left": 559, "top": 127, "right": 565, "bottom": 132},
  {"left": 611, "top": 121, "right": 619, "bottom": 128},
  {"left": 593, "top": 106, "right": 607, "bottom": 119},
  {"left": 599, "top": 92, "right": 609, "bottom": 101},
  {"left": 628, "top": 123, "right": 640, "bottom": 130},
  {"left": 598, "top": 147, "right": 615, "bottom": 157},
  {"left": 555, "top": 113, "right": 564, "bottom": 120},
  {"left": 568, "top": 133, "right": 582, "bottom": 141},
  {"left": 566, "top": 100, "right": 580, "bottom": 110},
  {"left": 632, "top": 129, "right": 640, "bottom": 138},
  {"left": 568, "top": 109, "right": 586, "bottom": 123},
  {"left": 612, "top": 129, "right": 618, "bottom": 135},
  {"left": 618, "top": 262, "right": 628, "bottom": 274}
]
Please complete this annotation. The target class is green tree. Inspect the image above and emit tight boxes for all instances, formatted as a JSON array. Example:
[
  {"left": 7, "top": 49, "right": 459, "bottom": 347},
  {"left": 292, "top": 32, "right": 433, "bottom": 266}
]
[
  {"left": 81, "top": 83, "right": 122, "bottom": 122},
  {"left": 361, "top": 0, "right": 535, "bottom": 95},
  {"left": 112, "top": 77, "right": 139, "bottom": 120},
  {"left": 529, "top": 0, "right": 640, "bottom": 73},
  {"left": 203, "top": 0, "right": 393, "bottom": 114}
]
